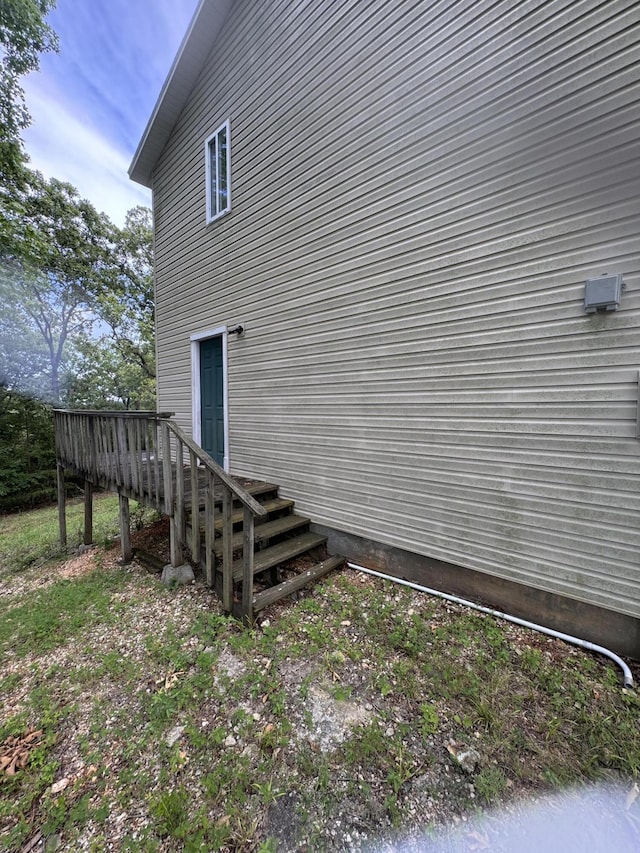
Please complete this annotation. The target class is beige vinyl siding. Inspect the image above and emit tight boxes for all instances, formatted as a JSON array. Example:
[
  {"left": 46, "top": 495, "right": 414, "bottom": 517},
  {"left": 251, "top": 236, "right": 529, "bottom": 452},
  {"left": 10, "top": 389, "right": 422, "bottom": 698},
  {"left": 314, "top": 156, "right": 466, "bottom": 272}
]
[{"left": 152, "top": 0, "right": 640, "bottom": 617}]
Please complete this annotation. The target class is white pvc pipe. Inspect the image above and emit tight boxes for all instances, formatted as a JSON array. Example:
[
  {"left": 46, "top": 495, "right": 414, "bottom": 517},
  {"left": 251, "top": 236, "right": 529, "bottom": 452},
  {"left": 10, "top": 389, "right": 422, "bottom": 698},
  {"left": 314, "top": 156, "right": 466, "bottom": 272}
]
[{"left": 347, "top": 563, "right": 634, "bottom": 689}]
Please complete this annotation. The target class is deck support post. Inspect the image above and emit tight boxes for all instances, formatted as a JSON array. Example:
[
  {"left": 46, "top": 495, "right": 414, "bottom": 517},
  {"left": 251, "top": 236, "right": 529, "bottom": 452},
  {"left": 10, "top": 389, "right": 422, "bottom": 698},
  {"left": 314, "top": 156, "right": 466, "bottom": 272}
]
[
  {"left": 169, "top": 517, "right": 183, "bottom": 567},
  {"left": 242, "top": 507, "right": 255, "bottom": 625},
  {"left": 204, "top": 472, "right": 214, "bottom": 587},
  {"left": 118, "top": 492, "right": 133, "bottom": 562},
  {"left": 222, "top": 489, "right": 233, "bottom": 612},
  {"left": 57, "top": 464, "right": 67, "bottom": 551},
  {"left": 84, "top": 481, "right": 93, "bottom": 545}
]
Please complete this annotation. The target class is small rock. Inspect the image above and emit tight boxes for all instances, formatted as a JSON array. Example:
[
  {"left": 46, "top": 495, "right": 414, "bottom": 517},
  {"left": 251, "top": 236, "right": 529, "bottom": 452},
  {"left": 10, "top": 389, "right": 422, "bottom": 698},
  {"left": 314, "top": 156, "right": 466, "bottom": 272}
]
[
  {"left": 224, "top": 734, "right": 237, "bottom": 747},
  {"left": 456, "top": 748, "right": 481, "bottom": 774},
  {"left": 261, "top": 619, "right": 271, "bottom": 628},
  {"left": 161, "top": 564, "right": 195, "bottom": 587},
  {"left": 50, "top": 778, "right": 69, "bottom": 795},
  {"left": 385, "top": 726, "right": 394, "bottom": 737},
  {"left": 165, "top": 725, "right": 185, "bottom": 747}
]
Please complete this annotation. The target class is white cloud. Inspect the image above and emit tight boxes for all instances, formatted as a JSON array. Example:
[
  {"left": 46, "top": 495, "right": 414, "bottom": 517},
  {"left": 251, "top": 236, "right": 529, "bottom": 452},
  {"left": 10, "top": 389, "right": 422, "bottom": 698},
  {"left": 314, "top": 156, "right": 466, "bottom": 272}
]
[
  {"left": 17, "top": 0, "right": 200, "bottom": 226},
  {"left": 22, "top": 83, "right": 151, "bottom": 226}
]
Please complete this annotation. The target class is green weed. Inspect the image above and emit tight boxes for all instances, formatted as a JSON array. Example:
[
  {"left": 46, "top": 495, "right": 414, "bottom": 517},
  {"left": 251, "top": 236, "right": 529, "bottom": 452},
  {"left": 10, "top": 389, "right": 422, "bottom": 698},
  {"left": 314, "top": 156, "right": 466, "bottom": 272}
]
[
  {"left": 419, "top": 702, "right": 440, "bottom": 737},
  {"left": 474, "top": 766, "right": 508, "bottom": 804},
  {"left": 149, "top": 787, "right": 189, "bottom": 838}
]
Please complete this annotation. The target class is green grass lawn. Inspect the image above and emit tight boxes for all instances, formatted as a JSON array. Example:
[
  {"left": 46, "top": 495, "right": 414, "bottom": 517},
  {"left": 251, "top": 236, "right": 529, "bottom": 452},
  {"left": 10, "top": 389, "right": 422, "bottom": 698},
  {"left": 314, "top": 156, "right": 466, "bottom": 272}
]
[{"left": 0, "top": 494, "right": 124, "bottom": 576}]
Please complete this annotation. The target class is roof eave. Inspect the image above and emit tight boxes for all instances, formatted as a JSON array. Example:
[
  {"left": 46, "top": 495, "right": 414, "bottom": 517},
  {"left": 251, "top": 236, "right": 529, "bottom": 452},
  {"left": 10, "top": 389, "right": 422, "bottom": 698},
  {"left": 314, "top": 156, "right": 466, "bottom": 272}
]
[{"left": 128, "top": 0, "right": 233, "bottom": 188}]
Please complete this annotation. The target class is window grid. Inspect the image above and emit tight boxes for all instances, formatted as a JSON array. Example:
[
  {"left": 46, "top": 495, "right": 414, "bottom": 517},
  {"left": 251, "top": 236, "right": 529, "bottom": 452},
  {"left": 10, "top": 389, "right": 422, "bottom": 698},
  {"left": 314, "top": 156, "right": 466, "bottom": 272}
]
[{"left": 205, "top": 119, "right": 230, "bottom": 223}]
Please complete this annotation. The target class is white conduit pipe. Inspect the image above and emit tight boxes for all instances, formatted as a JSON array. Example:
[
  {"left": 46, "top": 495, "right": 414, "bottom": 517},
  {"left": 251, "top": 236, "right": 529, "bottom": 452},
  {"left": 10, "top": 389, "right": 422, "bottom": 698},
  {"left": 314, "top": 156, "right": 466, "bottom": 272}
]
[{"left": 347, "top": 563, "right": 634, "bottom": 689}]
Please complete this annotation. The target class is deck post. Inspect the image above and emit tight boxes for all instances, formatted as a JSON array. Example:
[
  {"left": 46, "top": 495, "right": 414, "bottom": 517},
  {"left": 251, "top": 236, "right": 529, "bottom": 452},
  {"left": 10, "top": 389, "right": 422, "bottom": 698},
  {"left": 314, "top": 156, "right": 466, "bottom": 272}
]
[
  {"left": 83, "top": 481, "right": 93, "bottom": 545},
  {"left": 190, "top": 451, "right": 200, "bottom": 564},
  {"left": 222, "top": 488, "right": 233, "bottom": 612},
  {"left": 118, "top": 492, "right": 133, "bottom": 562},
  {"left": 169, "top": 517, "right": 183, "bottom": 567},
  {"left": 57, "top": 464, "right": 67, "bottom": 551},
  {"left": 242, "top": 507, "right": 255, "bottom": 625},
  {"left": 204, "top": 472, "right": 214, "bottom": 587}
]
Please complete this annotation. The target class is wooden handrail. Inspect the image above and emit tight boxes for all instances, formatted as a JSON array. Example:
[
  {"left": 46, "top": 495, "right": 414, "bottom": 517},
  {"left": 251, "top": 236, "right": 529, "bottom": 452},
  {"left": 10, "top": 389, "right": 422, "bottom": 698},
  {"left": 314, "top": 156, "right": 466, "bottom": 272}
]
[
  {"left": 53, "top": 409, "right": 175, "bottom": 418},
  {"left": 165, "top": 420, "right": 266, "bottom": 518}
]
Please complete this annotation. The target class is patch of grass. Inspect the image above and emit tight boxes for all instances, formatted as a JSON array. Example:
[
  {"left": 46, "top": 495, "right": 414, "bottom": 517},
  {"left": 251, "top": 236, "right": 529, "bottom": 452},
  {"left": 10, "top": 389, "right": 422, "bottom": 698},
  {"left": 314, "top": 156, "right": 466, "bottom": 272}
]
[
  {"left": 0, "top": 567, "right": 131, "bottom": 658},
  {"left": 0, "top": 494, "right": 116, "bottom": 575},
  {"left": 419, "top": 702, "right": 440, "bottom": 737},
  {"left": 0, "top": 672, "right": 21, "bottom": 695},
  {"left": 474, "top": 766, "right": 508, "bottom": 804},
  {"left": 149, "top": 787, "right": 190, "bottom": 838},
  {"left": 0, "top": 494, "right": 154, "bottom": 576}
]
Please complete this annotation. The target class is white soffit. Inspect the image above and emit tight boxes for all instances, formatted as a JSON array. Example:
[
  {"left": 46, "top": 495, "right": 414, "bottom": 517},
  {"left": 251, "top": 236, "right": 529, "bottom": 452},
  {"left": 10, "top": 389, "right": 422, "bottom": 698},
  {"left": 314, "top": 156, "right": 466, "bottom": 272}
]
[{"left": 129, "top": 0, "right": 233, "bottom": 188}]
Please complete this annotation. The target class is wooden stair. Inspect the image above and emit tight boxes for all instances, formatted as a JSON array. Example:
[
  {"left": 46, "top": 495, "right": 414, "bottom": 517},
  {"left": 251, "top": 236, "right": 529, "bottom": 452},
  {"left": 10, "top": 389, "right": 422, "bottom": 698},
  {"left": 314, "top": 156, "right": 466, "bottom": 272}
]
[
  {"left": 52, "top": 410, "right": 340, "bottom": 623},
  {"left": 186, "top": 480, "right": 344, "bottom": 618}
]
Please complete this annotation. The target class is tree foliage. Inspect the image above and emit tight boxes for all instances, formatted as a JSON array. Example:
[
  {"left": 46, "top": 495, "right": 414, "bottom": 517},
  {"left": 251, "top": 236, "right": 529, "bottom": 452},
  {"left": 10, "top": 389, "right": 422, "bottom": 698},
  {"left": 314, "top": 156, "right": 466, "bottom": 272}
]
[
  {"left": 0, "top": 387, "right": 56, "bottom": 512},
  {"left": 0, "top": 1, "right": 59, "bottom": 276},
  {"left": 0, "top": 0, "right": 58, "bottom": 182},
  {"left": 65, "top": 205, "right": 156, "bottom": 410},
  {"left": 0, "top": 172, "right": 120, "bottom": 400},
  {"left": 0, "top": 0, "right": 57, "bottom": 134}
]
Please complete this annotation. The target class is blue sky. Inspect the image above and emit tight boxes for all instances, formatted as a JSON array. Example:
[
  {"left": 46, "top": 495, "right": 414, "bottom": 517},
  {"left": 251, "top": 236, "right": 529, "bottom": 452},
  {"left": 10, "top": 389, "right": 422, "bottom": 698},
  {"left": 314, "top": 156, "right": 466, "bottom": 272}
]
[{"left": 22, "top": 0, "right": 199, "bottom": 226}]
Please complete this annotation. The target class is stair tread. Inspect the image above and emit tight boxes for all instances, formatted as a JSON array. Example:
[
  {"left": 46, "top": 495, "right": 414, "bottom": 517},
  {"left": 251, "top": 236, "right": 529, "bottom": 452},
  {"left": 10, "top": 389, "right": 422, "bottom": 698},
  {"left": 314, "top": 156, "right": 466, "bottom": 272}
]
[
  {"left": 212, "top": 513, "right": 310, "bottom": 556},
  {"left": 232, "top": 531, "right": 326, "bottom": 582},
  {"left": 203, "top": 497, "right": 294, "bottom": 532},
  {"left": 253, "top": 555, "right": 344, "bottom": 612},
  {"left": 186, "top": 480, "right": 279, "bottom": 510}
]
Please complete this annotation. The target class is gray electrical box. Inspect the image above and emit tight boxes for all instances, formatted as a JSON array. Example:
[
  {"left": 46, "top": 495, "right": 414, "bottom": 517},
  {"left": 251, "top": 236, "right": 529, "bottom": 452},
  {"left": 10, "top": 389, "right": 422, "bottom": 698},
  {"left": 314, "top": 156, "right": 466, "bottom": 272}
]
[{"left": 584, "top": 273, "right": 623, "bottom": 313}]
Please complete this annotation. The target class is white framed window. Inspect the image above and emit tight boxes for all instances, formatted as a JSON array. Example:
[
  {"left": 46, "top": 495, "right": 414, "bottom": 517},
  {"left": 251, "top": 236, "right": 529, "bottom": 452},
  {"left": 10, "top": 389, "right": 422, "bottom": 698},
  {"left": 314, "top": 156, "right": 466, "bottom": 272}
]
[{"left": 205, "top": 119, "right": 231, "bottom": 223}]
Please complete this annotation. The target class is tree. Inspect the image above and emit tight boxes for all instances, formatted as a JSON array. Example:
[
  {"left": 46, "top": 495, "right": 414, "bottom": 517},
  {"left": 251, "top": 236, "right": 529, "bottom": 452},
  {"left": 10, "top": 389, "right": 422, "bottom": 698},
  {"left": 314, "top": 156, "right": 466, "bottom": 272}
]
[
  {"left": 66, "top": 336, "right": 156, "bottom": 410},
  {"left": 0, "top": 4, "right": 159, "bottom": 509},
  {"left": 100, "top": 205, "right": 156, "bottom": 385},
  {"left": 0, "top": 172, "right": 119, "bottom": 401},
  {"left": 1, "top": 170, "right": 156, "bottom": 408},
  {"left": 0, "top": 289, "right": 49, "bottom": 395},
  {"left": 65, "top": 205, "right": 156, "bottom": 410},
  {"left": 0, "top": 386, "right": 56, "bottom": 511},
  {"left": 0, "top": 0, "right": 58, "bottom": 182}
]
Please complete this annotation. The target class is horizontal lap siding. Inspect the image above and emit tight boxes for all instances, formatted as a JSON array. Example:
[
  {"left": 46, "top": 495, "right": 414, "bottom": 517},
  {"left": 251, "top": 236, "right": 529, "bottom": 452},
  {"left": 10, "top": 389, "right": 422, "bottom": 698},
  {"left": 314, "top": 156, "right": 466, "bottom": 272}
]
[{"left": 153, "top": 0, "right": 640, "bottom": 616}]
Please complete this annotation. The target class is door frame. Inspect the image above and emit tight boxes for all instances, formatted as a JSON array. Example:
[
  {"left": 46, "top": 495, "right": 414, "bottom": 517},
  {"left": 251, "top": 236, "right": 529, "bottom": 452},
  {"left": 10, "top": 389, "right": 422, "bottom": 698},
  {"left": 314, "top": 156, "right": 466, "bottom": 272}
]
[{"left": 190, "top": 325, "right": 230, "bottom": 472}]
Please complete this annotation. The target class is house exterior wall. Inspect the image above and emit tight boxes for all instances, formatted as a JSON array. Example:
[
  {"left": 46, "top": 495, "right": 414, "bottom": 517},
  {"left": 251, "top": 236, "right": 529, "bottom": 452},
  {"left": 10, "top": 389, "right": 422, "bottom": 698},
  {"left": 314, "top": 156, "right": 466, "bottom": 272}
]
[{"left": 152, "top": 0, "right": 640, "bottom": 619}]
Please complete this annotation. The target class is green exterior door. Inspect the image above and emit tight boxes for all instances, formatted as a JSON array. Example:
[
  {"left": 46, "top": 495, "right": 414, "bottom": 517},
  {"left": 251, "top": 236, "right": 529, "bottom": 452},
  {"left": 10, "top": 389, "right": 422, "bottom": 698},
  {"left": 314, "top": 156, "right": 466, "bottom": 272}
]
[{"left": 200, "top": 336, "right": 224, "bottom": 466}]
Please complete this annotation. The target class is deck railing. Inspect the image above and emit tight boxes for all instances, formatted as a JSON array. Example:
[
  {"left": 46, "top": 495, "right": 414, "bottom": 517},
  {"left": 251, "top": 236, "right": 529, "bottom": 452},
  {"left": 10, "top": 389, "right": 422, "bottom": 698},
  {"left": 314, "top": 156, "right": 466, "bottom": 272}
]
[
  {"left": 53, "top": 410, "right": 173, "bottom": 508},
  {"left": 53, "top": 409, "right": 266, "bottom": 619}
]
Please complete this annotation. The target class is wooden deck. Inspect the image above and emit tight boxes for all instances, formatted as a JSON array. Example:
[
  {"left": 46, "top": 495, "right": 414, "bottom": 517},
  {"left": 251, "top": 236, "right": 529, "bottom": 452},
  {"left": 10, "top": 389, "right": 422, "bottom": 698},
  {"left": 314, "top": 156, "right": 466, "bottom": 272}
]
[{"left": 53, "top": 410, "right": 342, "bottom": 622}]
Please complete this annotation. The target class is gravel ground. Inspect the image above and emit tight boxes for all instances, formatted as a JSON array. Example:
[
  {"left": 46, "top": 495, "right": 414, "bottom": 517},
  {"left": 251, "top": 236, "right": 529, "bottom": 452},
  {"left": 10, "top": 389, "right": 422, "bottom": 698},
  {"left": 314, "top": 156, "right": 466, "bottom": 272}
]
[{"left": 2, "top": 521, "right": 640, "bottom": 852}]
